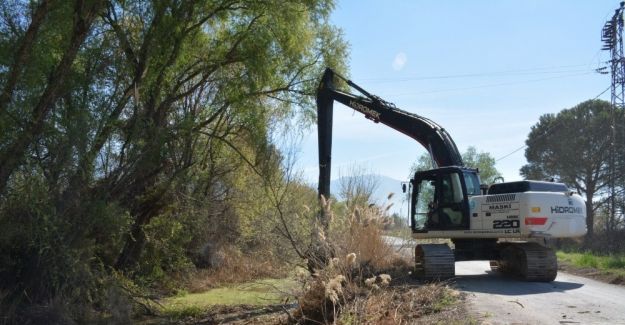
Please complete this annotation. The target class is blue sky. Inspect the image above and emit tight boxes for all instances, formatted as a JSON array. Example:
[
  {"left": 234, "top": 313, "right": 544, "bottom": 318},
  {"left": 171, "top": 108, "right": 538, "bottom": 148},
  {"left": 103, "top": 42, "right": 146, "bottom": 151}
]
[{"left": 295, "top": 1, "right": 614, "bottom": 184}]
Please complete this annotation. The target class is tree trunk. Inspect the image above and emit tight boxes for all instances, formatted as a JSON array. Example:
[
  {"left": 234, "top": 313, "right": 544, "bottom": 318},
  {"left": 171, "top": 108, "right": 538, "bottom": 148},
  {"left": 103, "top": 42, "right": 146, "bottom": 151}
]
[
  {"left": 584, "top": 183, "right": 595, "bottom": 248},
  {"left": 0, "top": 0, "right": 50, "bottom": 114},
  {"left": 114, "top": 184, "right": 169, "bottom": 270},
  {"left": 115, "top": 216, "right": 149, "bottom": 271},
  {"left": 0, "top": 0, "right": 103, "bottom": 195}
]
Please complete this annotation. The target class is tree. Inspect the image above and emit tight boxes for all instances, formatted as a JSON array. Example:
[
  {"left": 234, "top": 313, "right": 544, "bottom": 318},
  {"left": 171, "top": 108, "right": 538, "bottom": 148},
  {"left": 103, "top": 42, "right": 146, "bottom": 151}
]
[
  {"left": 462, "top": 146, "right": 502, "bottom": 184},
  {"left": 410, "top": 146, "right": 501, "bottom": 183},
  {"left": 0, "top": 0, "right": 105, "bottom": 195},
  {"left": 410, "top": 152, "right": 436, "bottom": 174},
  {"left": 520, "top": 99, "right": 623, "bottom": 245},
  {"left": 0, "top": 0, "right": 347, "bottom": 320},
  {"left": 338, "top": 164, "right": 380, "bottom": 211}
]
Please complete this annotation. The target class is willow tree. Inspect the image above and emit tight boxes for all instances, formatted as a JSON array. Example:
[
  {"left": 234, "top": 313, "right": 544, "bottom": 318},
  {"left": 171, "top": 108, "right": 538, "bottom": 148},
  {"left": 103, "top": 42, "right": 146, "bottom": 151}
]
[{"left": 0, "top": 0, "right": 347, "bottom": 319}]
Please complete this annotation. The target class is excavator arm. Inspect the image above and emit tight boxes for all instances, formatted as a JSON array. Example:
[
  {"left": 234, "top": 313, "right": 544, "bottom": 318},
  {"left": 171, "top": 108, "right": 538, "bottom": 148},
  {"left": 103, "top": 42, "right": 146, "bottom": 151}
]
[{"left": 316, "top": 68, "right": 464, "bottom": 199}]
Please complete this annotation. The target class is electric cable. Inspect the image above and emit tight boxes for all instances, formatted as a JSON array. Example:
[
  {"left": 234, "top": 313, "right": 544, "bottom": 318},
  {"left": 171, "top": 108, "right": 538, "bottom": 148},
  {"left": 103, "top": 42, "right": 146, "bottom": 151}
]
[
  {"left": 495, "top": 85, "right": 612, "bottom": 162},
  {"left": 360, "top": 64, "right": 593, "bottom": 83},
  {"left": 386, "top": 71, "right": 593, "bottom": 97}
]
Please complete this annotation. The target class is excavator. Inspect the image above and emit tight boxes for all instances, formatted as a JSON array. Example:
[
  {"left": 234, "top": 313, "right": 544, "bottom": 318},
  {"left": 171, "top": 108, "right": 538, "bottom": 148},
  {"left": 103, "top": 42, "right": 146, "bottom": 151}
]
[{"left": 316, "top": 68, "right": 587, "bottom": 282}]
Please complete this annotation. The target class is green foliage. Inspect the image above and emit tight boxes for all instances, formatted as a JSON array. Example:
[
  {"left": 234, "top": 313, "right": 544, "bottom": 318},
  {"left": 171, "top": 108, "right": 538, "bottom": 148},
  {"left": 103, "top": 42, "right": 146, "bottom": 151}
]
[
  {"left": 557, "top": 251, "right": 625, "bottom": 272},
  {"left": 604, "top": 256, "right": 625, "bottom": 269},
  {"left": 462, "top": 146, "right": 502, "bottom": 184},
  {"left": 521, "top": 100, "right": 618, "bottom": 186},
  {"left": 162, "top": 305, "right": 205, "bottom": 320},
  {"left": 576, "top": 253, "right": 600, "bottom": 268},
  {"left": 410, "top": 146, "right": 501, "bottom": 183},
  {"left": 134, "top": 214, "right": 195, "bottom": 289},
  {"left": 0, "top": 169, "right": 130, "bottom": 322},
  {"left": 0, "top": 0, "right": 347, "bottom": 322},
  {"left": 521, "top": 99, "right": 623, "bottom": 241},
  {"left": 410, "top": 152, "right": 436, "bottom": 174}
]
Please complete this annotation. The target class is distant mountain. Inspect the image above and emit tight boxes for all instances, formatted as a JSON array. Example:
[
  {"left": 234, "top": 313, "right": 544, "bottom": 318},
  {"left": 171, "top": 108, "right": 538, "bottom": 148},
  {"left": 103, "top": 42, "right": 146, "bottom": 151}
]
[{"left": 329, "top": 174, "right": 409, "bottom": 217}]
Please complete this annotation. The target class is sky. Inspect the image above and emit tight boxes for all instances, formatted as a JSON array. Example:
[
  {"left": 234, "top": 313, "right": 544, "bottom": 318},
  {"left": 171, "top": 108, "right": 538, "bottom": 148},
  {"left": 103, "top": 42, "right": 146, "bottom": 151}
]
[{"left": 293, "top": 1, "right": 614, "bottom": 185}]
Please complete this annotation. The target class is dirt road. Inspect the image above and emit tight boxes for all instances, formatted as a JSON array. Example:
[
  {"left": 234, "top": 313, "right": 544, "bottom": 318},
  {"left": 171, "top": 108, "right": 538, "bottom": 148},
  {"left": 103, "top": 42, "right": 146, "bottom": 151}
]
[
  {"left": 383, "top": 237, "right": 625, "bottom": 324},
  {"left": 456, "top": 261, "right": 625, "bottom": 325}
]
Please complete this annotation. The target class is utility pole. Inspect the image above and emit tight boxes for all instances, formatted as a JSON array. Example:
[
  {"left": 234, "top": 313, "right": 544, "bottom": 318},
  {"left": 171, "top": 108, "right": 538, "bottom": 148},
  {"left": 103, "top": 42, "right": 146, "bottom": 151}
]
[{"left": 601, "top": 2, "right": 625, "bottom": 238}]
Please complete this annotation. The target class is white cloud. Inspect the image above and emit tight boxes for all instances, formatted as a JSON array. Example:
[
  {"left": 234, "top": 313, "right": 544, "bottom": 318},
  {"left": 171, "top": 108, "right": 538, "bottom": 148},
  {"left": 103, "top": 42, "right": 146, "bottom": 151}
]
[{"left": 392, "top": 52, "right": 407, "bottom": 71}]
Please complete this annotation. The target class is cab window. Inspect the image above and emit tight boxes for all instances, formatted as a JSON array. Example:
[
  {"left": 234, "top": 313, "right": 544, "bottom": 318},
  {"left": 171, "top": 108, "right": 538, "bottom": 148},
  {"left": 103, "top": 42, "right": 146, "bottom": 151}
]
[
  {"left": 463, "top": 172, "right": 481, "bottom": 196},
  {"left": 413, "top": 178, "right": 434, "bottom": 230},
  {"left": 441, "top": 173, "right": 463, "bottom": 204}
]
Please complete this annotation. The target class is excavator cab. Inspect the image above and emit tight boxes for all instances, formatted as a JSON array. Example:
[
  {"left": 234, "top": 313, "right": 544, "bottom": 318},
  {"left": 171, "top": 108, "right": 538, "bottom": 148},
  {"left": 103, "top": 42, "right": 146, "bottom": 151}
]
[{"left": 411, "top": 167, "right": 481, "bottom": 232}]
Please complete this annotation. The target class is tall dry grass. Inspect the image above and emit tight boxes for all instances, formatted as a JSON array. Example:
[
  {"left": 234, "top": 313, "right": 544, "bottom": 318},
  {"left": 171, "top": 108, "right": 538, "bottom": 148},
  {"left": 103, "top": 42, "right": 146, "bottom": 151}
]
[
  {"left": 294, "top": 198, "right": 412, "bottom": 324},
  {"left": 340, "top": 206, "right": 398, "bottom": 271},
  {"left": 187, "top": 246, "right": 288, "bottom": 293}
]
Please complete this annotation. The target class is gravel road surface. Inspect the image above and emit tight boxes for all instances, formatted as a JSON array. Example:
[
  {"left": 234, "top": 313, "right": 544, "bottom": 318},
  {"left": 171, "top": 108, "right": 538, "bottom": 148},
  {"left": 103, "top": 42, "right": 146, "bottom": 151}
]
[
  {"left": 383, "top": 237, "right": 625, "bottom": 324},
  {"left": 456, "top": 260, "right": 625, "bottom": 325}
]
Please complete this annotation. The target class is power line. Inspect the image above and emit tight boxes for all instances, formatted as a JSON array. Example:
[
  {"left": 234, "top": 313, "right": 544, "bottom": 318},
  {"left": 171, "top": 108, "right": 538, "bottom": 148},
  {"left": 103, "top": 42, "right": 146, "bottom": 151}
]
[
  {"left": 593, "top": 85, "right": 611, "bottom": 100},
  {"left": 360, "top": 64, "right": 593, "bottom": 83},
  {"left": 386, "top": 71, "right": 593, "bottom": 97},
  {"left": 494, "top": 119, "right": 559, "bottom": 163},
  {"left": 495, "top": 145, "right": 527, "bottom": 163},
  {"left": 495, "top": 85, "right": 612, "bottom": 162},
  {"left": 366, "top": 69, "right": 593, "bottom": 84}
]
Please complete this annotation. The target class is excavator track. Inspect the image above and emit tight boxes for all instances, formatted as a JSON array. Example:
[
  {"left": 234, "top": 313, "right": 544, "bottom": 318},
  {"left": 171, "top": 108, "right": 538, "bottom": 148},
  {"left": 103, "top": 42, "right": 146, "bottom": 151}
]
[
  {"left": 414, "top": 244, "right": 455, "bottom": 279},
  {"left": 492, "top": 242, "right": 557, "bottom": 282}
]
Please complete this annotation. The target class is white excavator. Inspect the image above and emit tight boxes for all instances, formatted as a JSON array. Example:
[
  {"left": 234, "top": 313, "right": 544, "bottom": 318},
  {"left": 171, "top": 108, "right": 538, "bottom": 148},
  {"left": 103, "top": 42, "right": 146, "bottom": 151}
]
[{"left": 316, "top": 68, "right": 587, "bottom": 281}]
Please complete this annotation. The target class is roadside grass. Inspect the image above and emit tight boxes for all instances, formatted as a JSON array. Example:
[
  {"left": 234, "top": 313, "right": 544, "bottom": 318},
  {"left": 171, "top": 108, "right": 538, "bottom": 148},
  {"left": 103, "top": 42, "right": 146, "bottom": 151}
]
[
  {"left": 557, "top": 251, "right": 625, "bottom": 277},
  {"left": 160, "top": 278, "right": 295, "bottom": 319}
]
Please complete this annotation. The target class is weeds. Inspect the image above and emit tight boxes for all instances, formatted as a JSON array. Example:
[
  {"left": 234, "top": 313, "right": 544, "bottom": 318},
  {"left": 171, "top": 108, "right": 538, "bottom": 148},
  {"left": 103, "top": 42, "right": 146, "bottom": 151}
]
[
  {"left": 293, "top": 197, "right": 463, "bottom": 324},
  {"left": 576, "top": 253, "right": 600, "bottom": 268},
  {"left": 605, "top": 256, "right": 625, "bottom": 269},
  {"left": 339, "top": 283, "right": 462, "bottom": 324},
  {"left": 186, "top": 246, "right": 288, "bottom": 293},
  {"left": 557, "top": 251, "right": 625, "bottom": 285},
  {"left": 557, "top": 251, "right": 625, "bottom": 271}
]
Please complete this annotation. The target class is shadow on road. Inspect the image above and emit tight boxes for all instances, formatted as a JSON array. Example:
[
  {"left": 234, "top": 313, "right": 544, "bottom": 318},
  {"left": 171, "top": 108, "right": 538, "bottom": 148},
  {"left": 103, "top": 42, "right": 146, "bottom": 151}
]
[{"left": 453, "top": 271, "right": 584, "bottom": 295}]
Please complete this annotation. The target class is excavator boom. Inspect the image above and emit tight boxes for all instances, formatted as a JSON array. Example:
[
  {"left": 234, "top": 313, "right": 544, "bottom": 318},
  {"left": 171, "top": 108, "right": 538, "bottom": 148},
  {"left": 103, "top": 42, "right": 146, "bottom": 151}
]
[{"left": 316, "top": 68, "right": 463, "bottom": 199}]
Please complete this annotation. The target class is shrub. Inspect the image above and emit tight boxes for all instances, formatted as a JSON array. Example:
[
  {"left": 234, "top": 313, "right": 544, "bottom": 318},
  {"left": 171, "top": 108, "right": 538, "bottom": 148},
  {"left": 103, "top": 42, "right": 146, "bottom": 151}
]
[
  {"left": 0, "top": 172, "right": 135, "bottom": 323},
  {"left": 294, "top": 198, "right": 408, "bottom": 324},
  {"left": 187, "top": 246, "right": 288, "bottom": 293},
  {"left": 603, "top": 256, "right": 625, "bottom": 269},
  {"left": 575, "top": 253, "right": 599, "bottom": 268}
]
